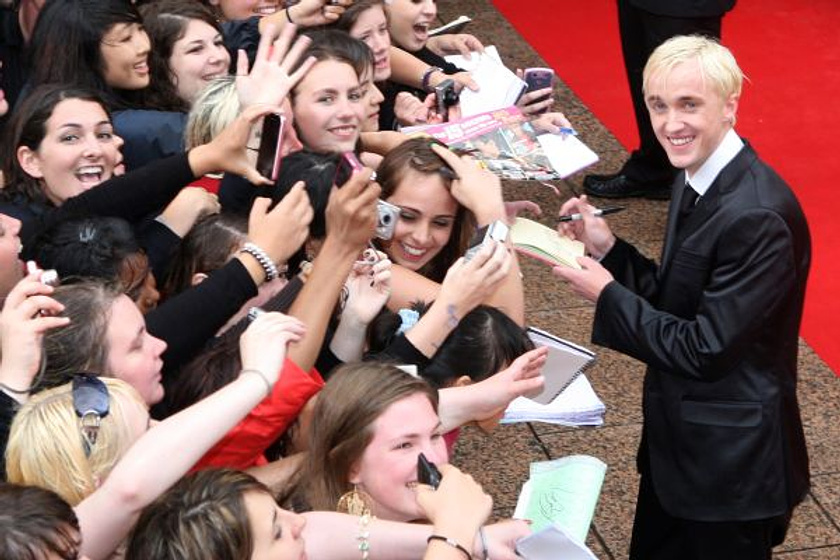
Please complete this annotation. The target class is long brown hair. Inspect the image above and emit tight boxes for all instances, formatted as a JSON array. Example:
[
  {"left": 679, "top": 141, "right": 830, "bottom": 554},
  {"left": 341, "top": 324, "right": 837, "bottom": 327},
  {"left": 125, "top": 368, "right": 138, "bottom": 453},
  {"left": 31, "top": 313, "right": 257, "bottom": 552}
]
[
  {"left": 377, "top": 138, "right": 476, "bottom": 282},
  {"left": 301, "top": 362, "right": 438, "bottom": 511}
]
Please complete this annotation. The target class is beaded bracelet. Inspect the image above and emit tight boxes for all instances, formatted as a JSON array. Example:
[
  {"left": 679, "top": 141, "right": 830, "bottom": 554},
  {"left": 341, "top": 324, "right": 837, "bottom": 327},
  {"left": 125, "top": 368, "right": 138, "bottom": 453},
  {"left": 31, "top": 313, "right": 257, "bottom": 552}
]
[
  {"left": 240, "top": 369, "right": 272, "bottom": 397},
  {"left": 357, "top": 512, "right": 372, "bottom": 560},
  {"left": 427, "top": 535, "right": 471, "bottom": 560},
  {"left": 240, "top": 242, "right": 280, "bottom": 282}
]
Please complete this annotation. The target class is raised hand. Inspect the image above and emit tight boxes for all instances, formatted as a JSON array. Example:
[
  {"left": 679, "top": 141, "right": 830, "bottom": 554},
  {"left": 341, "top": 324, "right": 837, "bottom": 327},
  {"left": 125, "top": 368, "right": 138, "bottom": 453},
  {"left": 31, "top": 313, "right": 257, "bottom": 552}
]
[
  {"left": 157, "top": 187, "right": 221, "bottom": 238},
  {"left": 430, "top": 143, "right": 505, "bottom": 224},
  {"left": 468, "top": 346, "right": 548, "bottom": 424},
  {"left": 415, "top": 463, "right": 492, "bottom": 555},
  {"left": 235, "top": 23, "right": 315, "bottom": 109},
  {"left": 556, "top": 194, "right": 616, "bottom": 259},
  {"left": 239, "top": 311, "right": 306, "bottom": 387},
  {"left": 248, "top": 183, "right": 313, "bottom": 267},
  {"left": 324, "top": 167, "right": 380, "bottom": 253},
  {"left": 342, "top": 252, "right": 393, "bottom": 325},
  {"left": 0, "top": 269, "right": 70, "bottom": 402},
  {"left": 437, "top": 240, "right": 511, "bottom": 319}
]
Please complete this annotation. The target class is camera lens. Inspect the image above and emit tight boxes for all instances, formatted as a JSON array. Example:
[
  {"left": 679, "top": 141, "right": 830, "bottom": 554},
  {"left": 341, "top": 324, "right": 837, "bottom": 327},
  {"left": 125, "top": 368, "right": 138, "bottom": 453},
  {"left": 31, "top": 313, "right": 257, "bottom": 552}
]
[{"left": 381, "top": 213, "right": 393, "bottom": 225}]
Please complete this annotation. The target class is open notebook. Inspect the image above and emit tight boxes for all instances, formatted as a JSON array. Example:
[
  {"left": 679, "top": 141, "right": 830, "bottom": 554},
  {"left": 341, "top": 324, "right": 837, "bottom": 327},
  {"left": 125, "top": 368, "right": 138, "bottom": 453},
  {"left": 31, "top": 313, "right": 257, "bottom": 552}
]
[{"left": 510, "top": 218, "right": 585, "bottom": 269}]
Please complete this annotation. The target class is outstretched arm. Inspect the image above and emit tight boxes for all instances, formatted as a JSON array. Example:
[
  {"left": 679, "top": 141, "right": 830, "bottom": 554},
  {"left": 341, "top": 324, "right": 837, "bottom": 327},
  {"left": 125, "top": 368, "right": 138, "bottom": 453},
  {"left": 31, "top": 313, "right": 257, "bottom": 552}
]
[{"left": 75, "top": 313, "right": 305, "bottom": 560}]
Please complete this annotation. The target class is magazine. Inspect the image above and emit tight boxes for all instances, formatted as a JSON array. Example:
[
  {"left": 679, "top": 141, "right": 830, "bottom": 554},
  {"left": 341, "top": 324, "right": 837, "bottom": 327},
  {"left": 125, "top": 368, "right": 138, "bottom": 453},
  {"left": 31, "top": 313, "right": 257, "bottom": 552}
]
[{"left": 402, "top": 107, "right": 560, "bottom": 181}]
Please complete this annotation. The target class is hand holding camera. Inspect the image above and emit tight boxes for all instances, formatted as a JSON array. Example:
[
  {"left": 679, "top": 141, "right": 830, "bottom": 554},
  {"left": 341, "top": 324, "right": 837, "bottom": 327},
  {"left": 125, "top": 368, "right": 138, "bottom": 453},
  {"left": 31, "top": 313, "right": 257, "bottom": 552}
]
[
  {"left": 0, "top": 268, "right": 70, "bottom": 401},
  {"left": 335, "top": 152, "right": 399, "bottom": 240}
]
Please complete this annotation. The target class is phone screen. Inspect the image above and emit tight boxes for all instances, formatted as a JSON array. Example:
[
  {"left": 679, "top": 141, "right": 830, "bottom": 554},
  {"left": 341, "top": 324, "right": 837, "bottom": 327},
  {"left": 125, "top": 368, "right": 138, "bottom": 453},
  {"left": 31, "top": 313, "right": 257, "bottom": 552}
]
[{"left": 257, "top": 113, "right": 284, "bottom": 181}]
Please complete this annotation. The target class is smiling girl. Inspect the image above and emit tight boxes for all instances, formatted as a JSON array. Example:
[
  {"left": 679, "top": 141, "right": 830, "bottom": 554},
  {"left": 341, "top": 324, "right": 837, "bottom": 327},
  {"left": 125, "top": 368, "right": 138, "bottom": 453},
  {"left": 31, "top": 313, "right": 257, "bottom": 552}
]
[{"left": 291, "top": 30, "right": 371, "bottom": 154}]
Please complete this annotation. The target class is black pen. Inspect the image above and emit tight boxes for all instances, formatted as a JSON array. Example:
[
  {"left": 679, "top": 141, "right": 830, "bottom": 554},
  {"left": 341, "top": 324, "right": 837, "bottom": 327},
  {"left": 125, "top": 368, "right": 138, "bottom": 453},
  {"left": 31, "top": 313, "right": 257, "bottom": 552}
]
[{"left": 558, "top": 205, "right": 625, "bottom": 223}]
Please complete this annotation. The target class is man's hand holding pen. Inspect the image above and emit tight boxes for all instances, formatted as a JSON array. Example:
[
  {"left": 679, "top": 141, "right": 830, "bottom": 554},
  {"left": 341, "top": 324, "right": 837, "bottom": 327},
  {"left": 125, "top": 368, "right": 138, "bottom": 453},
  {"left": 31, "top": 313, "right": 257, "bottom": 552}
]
[{"left": 553, "top": 195, "right": 617, "bottom": 302}]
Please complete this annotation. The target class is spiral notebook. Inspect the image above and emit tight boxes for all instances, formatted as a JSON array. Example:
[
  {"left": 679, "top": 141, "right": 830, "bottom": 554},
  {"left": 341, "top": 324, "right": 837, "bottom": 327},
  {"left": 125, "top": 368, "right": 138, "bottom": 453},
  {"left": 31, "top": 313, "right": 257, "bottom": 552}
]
[{"left": 525, "top": 327, "right": 596, "bottom": 405}]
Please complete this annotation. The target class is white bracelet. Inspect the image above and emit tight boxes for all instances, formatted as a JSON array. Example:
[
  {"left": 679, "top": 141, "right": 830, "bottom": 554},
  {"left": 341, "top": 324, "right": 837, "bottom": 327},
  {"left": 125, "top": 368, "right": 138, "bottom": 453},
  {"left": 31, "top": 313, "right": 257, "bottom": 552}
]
[{"left": 240, "top": 242, "right": 280, "bottom": 281}]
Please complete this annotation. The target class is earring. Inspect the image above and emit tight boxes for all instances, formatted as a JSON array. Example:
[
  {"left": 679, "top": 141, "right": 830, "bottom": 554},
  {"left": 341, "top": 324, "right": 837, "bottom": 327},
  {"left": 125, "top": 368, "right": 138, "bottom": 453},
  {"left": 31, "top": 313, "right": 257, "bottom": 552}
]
[{"left": 337, "top": 485, "right": 373, "bottom": 517}]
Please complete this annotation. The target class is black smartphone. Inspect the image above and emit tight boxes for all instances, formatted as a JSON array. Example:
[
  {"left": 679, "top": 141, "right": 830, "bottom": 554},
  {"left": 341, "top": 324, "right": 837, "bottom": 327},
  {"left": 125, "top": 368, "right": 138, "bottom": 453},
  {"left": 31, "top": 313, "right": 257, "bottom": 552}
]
[
  {"left": 523, "top": 67, "right": 555, "bottom": 114},
  {"left": 434, "top": 78, "right": 460, "bottom": 121},
  {"left": 334, "top": 151, "right": 365, "bottom": 188},
  {"left": 257, "top": 113, "right": 284, "bottom": 181},
  {"left": 417, "top": 453, "right": 442, "bottom": 489}
]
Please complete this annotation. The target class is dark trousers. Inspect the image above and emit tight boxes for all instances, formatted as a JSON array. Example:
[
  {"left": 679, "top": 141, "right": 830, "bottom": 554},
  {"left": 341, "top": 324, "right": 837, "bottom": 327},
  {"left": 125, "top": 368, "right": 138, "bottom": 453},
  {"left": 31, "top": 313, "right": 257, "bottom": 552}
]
[
  {"left": 617, "top": 0, "right": 724, "bottom": 184},
  {"left": 629, "top": 474, "right": 792, "bottom": 560}
]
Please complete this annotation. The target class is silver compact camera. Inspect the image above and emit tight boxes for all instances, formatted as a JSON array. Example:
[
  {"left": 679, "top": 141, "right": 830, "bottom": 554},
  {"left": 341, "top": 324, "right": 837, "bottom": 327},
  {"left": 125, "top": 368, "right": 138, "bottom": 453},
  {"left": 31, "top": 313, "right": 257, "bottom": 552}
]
[{"left": 376, "top": 199, "right": 400, "bottom": 240}]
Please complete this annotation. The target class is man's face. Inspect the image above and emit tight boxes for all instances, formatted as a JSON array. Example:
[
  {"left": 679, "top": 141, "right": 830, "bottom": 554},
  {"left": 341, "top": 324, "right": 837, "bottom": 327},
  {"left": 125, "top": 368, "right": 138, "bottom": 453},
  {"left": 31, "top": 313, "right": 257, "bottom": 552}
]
[{"left": 645, "top": 58, "right": 738, "bottom": 176}]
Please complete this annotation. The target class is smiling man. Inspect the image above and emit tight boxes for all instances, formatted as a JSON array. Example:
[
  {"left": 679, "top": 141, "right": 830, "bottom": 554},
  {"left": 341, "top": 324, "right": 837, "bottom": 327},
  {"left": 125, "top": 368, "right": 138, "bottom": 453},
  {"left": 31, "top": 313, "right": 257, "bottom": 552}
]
[{"left": 554, "top": 35, "right": 810, "bottom": 559}]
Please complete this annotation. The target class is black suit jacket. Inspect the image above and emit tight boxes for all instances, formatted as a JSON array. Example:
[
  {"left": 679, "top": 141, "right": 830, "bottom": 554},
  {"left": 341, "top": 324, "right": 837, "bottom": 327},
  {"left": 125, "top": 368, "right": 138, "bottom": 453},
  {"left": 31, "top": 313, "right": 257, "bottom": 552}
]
[
  {"left": 629, "top": 0, "right": 736, "bottom": 18},
  {"left": 593, "top": 143, "right": 810, "bottom": 521}
]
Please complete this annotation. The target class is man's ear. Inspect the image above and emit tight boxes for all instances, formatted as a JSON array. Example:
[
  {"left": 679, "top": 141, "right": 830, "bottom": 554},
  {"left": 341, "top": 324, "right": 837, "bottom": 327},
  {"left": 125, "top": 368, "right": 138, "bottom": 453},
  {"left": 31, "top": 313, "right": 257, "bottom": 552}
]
[
  {"left": 17, "top": 145, "right": 44, "bottom": 179},
  {"left": 190, "top": 272, "right": 209, "bottom": 286},
  {"left": 724, "top": 93, "right": 740, "bottom": 125}
]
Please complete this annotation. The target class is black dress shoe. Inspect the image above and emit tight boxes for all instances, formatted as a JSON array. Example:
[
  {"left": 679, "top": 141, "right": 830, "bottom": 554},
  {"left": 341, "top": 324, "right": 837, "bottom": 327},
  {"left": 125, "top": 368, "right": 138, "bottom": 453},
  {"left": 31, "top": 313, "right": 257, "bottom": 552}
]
[{"left": 583, "top": 173, "right": 671, "bottom": 200}]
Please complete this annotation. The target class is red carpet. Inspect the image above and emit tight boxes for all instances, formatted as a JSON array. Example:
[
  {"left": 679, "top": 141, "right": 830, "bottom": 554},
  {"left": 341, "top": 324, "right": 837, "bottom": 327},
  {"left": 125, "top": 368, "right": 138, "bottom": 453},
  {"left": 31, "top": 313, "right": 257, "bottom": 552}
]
[{"left": 495, "top": 0, "right": 840, "bottom": 374}]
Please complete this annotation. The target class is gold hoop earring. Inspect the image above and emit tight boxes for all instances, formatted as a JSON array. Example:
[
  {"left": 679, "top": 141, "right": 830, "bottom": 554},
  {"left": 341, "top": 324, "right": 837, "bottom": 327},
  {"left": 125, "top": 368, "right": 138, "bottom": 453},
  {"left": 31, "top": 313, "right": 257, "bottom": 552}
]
[{"left": 337, "top": 485, "right": 373, "bottom": 517}]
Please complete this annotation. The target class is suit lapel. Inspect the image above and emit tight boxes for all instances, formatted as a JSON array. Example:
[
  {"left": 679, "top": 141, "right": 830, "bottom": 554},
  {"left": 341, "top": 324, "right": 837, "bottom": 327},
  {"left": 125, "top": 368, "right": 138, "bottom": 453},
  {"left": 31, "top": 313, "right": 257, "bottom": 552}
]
[
  {"left": 660, "top": 172, "right": 688, "bottom": 270},
  {"left": 659, "top": 144, "right": 757, "bottom": 275}
]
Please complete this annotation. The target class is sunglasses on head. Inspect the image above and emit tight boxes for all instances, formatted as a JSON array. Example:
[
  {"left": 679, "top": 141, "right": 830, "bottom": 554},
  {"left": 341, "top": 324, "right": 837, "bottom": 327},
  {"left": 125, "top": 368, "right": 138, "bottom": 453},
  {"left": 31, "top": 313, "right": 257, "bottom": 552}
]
[{"left": 72, "top": 375, "right": 110, "bottom": 457}]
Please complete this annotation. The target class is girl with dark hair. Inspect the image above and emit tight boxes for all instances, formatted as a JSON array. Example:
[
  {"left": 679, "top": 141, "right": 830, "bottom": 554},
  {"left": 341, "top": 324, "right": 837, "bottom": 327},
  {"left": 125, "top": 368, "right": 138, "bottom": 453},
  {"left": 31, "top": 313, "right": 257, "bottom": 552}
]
[
  {"left": 27, "top": 0, "right": 149, "bottom": 110},
  {"left": 32, "top": 216, "right": 162, "bottom": 314},
  {"left": 112, "top": 0, "right": 231, "bottom": 168},
  {"left": 290, "top": 28, "right": 372, "bottom": 154}
]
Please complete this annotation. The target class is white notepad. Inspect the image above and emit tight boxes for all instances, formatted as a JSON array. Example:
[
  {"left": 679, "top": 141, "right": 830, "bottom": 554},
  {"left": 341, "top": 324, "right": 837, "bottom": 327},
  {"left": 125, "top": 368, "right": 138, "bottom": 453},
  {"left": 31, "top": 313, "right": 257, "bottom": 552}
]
[{"left": 537, "top": 133, "right": 600, "bottom": 179}]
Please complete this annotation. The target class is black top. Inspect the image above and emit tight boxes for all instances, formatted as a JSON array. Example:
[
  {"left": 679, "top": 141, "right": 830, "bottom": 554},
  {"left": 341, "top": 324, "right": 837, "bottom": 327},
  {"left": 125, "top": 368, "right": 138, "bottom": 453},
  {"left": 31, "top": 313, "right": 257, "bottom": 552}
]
[{"left": 2, "top": 153, "right": 195, "bottom": 268}]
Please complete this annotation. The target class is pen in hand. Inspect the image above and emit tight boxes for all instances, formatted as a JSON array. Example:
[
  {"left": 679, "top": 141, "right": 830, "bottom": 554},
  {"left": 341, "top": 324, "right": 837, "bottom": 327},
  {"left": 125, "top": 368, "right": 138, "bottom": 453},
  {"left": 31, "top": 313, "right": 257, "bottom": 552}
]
[{"left": 558, "top": 205, "right": 625, "bottom": 223}]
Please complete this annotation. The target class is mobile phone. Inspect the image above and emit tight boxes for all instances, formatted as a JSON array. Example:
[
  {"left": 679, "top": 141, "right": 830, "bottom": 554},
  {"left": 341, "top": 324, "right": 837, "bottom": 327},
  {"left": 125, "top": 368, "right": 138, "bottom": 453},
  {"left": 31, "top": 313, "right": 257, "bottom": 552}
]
[
  {"left": 417, "top": 453, "right": 442, "bottom": 489},
  {"left": 256, "top": 113, "right": 284, "bottom": 182},
  {"left": 523, "top": 67, "right": 555, "bottom": 114},
  {"left": 464, "top": 220, "right": 509, "bottom": 261},
  {"left": 434, "top": 78, "right": 460, "bottom": 121},
  {"left": 334, "top": 151, "right": 364, "bottom": 188}
]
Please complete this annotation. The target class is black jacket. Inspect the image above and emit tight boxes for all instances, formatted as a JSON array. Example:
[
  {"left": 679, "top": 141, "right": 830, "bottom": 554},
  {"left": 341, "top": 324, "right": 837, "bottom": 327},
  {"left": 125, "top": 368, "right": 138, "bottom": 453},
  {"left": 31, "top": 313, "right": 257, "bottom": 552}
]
[{"left": 594, "top": 142, "right": 810, "bottom": 521}]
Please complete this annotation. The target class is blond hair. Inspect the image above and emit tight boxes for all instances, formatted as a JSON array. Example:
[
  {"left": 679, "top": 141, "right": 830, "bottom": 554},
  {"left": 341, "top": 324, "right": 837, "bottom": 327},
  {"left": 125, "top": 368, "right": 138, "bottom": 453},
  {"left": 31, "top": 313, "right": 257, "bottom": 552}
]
[
  {"left": 184, "top": 75, "right": 241, "bottom": 150},
  {"left": 5, "top": 378, "right": 146, "bottom": 506},
  {"left": 643, "top": 35, "right": 744, "bottom": 100}
]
